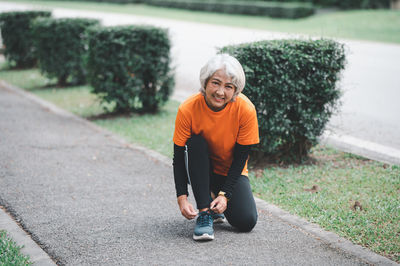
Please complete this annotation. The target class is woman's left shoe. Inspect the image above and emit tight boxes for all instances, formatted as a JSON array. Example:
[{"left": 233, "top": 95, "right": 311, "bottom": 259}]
[{"left": 211, "top": 211, "right": 226, "bottom": 224}]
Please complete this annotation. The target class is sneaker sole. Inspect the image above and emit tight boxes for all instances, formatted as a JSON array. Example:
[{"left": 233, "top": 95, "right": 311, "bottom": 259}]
[{"left": 193, "top": 233, "right": 214, "bottom": 241}]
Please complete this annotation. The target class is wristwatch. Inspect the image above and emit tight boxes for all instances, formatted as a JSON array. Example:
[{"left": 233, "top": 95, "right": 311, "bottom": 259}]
[{"left": 218, "top": 191, "right": 230, "bottom": 201}]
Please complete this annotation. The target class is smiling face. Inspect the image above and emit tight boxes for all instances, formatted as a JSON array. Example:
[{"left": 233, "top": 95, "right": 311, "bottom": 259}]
[{"left": 204, "top": 69, "right": 235, "bottom": 112}]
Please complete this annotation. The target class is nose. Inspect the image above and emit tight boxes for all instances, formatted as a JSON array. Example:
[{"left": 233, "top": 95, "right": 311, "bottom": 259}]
[{"left": 216, "top": 86, "right": 224, "bottom": 95}]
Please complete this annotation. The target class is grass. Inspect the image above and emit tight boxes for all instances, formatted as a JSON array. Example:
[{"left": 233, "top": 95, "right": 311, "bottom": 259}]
[
  {"left": 0, "top": 230, "right": 31, "bottom": 265},
  {"left": 0, "top": 67, "right": 54, "bottom": 91},
  {"left": 1, "top": 67, "right": 399, "bottom": 262},
  {"left": 94, "top": 101, "right": 179, "bottom": 158},
  {"left": 2, "top": 0, "right": 400, "bottom": 44},
  {"left": 34, "top": 85, "right": 112, "bottom": 117},
  {"left": 250, "top": 148, "right": 400, "bottom": 261}
]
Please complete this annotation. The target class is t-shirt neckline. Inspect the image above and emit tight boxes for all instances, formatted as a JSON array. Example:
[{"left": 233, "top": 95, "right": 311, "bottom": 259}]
[{"left": 201, "top": 95, "right": 231, "bottom": 114}]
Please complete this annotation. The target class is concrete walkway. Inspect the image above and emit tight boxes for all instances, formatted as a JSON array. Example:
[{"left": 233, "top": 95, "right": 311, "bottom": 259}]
[{"left": 0, "top": 81, "right": 397, "bottom": 265}]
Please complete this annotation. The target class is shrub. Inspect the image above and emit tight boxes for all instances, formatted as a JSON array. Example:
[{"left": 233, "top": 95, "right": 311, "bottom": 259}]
[
  {"left": 87, "top": 25, "right": 174, "bottom": 113},
  {"left": 327, "top": 0, "right": 390, "bottom": 9},
  {"left": 47, "top": 0, "right": 143, "bottom": 2},
  {"left": 0, "top": 11, "right": 51, "bottom": 68},
  {"left": 271, "top": 0, "right": 390, "bottom": 9},
  {"left": 220, "top": 39, "right": 346, "bottom": 162},
  {"left": 32, "top": 17, "right": 99, "bottom": 86},
  {"left": 145, "top": 0, "right": 315, "bottom": 19}
]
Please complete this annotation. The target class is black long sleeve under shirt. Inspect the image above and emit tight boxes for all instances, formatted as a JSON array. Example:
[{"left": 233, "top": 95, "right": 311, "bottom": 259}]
[{"left": 172, "top": 143, "right": 251, "bottom": 199}]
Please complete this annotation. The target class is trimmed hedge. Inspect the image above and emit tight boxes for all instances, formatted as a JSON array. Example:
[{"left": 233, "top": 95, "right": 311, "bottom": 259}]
[
  {"left": 49, "top": 0, "right": 143, "bottom": 2},
  {"left": 0, "top": 11, "right": 51, "bottom": 68},
  {"left": 32, "top": 17, "right": 99, "bottom": 86},
  {"left": 220, "top": 39, "right": 346, "bottom": 162},
  {"left": 87, "top": 25, "right": 174, "bottom": 113},
  {"left": 146, "top": 0, "right": 315, "bottom": 19},
  {"left": 272, "top": 0, "right": 390, "bottom": 9},
  {"left": 317, "top": 0, "right": 390, "bottom": 9},
  {"left": 24, "top": 0, "right": 389, "bottom": 9}
]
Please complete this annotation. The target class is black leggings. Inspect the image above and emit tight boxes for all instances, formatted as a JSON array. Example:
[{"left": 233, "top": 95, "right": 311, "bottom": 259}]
[{"left": 186, "top": 135, "right": 258, "bottom": 232}]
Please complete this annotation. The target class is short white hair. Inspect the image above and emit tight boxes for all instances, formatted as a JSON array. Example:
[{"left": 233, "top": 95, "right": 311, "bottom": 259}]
[{"left": 199, "top": 54, "right": 246, "bottom": 102}]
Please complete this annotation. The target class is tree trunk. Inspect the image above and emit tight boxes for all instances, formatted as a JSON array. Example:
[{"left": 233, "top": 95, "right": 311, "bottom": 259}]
[{"left": 57, "top": 74, "right": 68, "bottom": 87}]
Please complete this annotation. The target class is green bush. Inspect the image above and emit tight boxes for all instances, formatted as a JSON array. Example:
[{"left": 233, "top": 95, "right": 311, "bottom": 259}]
[
  {"left": 0, "top": 11, "right": 51, "bottom": 68},
  {"left": 272, "top": 0, "right": 390, "bottom": 9},
  {"left": 87, "top": 25, "right": 174, "bottom": 113},
  {"left": 50, "top": 0, "right": 144, "bottom": 2},
  {"left": 32, "top": 17, "right": 99, "bottom": 86},
  {"left": 220, "top": 39, "right": 346, "bottom": 162},
  {"left": 145, "top": 0, "right": 315, "bottom": 19},
  {"left": 327, "top": 0, "right": 390, "bottom": 9}
]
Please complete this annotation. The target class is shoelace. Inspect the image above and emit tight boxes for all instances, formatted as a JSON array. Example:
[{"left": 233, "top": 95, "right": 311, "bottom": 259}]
[
  {"left": 197, "top": 212, "right": 212, "bottom": 227},
  {"left": 209, "top": 209, "right": 219, "bottom": 218}
]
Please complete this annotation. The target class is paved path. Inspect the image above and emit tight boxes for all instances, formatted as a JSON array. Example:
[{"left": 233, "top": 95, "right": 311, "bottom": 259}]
[{"left": 1, "top": 80, "right": 396, "bottom": 265}]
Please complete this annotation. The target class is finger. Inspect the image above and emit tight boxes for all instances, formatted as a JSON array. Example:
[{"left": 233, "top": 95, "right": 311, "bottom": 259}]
[
  {"left": 222, "top": 204, "right": 227, "bottom": 211},
  {"left": 210, "top": 201, "right": 218, "bottom": 210},
  {"left": 212, "top": 203, "right": 220, "bottom": 213},
  {"left": 189, "top": 213, "right": 197, "bottom": 219},
  {"left": 186, "top": 213, "right": 196, "bottom": 219},
  {"left": 183, "top": 210, "right": 195, "bottom": 220},
  {"left": 185, "top": 207, "right": 197, "bottom": 219},
  {"left": 215, "top": 202, "right": 226, "bottom": 213},
  {"left": 181, "top": 209, "right": 189, "bottom": 219},
  {"left": 188, "top": 205, "right": 198, "bottom": 216},
  {"left": 181, "top": 206, "right": 191, "bottom": 218},
  {"left": 220, "top": 206, "right": 226, "bottom": 214},
  {"left": 186, "top": 213, "right": 194, "bottom": 219},
  {"left": 210, "top": 198, "right": 218, "bottom": 207}
]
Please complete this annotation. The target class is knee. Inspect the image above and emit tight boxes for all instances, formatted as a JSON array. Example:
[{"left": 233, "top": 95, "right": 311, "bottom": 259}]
[
  {"left": 230, "top": 212, "right": 258, "bottom": 232},
  {"left": 238, "top": 214, "right": 257, "bottom": 232}
]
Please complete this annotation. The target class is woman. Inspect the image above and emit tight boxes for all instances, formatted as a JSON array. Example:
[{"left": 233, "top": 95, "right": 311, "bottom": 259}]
[{"left": 173, "top": 54, "right": 259, "bottom": 241}]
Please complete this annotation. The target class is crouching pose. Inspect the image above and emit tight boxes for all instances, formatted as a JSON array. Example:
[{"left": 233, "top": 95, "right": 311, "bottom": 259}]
[{"left": 172, "top": 54, "right": 260, "bottom": 240}]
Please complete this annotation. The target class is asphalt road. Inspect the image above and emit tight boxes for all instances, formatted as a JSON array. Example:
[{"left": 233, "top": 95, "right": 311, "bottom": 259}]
[{"left": 0, "top": 80, "right": 378, "bottom": 265}]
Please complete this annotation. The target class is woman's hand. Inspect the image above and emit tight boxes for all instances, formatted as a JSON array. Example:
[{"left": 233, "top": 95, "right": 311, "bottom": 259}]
[
  {"left": 177, "top": 195, "right": 198, "bottom": 220},
  {"left": 210, "top": 195, "right": 228, "bottom": 214}
]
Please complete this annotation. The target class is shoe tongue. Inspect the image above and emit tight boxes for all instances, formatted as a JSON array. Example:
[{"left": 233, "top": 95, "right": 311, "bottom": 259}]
[{"left": 198, "top": 211, "right": 211, "bottom": 225}]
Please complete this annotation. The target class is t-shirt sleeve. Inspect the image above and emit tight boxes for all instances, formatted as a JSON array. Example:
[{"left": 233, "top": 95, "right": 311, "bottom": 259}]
[
  {"left": 237, "top": 105, "right": 259, "bottom": 146},
  {"left": 173, "top": 107, "right": 191, "bottom": 147}
]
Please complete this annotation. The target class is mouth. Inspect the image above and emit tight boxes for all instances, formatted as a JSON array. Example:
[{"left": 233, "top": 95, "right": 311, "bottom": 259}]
[{"left": 213, "top": 95, "right": 224, "bottom": 102}]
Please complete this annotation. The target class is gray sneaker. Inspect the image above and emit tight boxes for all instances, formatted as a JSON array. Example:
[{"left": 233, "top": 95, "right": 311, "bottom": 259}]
[
  {"left": 193, "top": 211, "right": 214, "bottom": 241},
  {"left": 211, "top": 211, "right": 226, "bottom": 224}
]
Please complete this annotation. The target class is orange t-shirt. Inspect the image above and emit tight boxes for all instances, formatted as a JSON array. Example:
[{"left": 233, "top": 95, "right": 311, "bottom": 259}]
[{"left": 173, "top": 93, "right": 259, "bottom": 176}]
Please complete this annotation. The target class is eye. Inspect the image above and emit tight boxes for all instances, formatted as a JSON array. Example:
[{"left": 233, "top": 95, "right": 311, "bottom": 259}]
[{"left": 225, "top": 85, "right": 234, "bottom": 90}]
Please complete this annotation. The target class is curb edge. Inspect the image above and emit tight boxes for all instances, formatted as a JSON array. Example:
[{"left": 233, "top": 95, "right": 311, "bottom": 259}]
[{"left": 0, "top": 208, "right": 56, "bottom": 266}]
